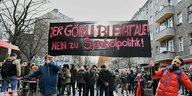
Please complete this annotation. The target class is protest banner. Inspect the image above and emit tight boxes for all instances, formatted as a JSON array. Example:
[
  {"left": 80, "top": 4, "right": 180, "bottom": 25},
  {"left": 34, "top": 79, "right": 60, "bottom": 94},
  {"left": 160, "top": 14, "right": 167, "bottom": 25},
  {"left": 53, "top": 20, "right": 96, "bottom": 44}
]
[{"left": 48, "top": 21, "right": 151, "bottom": 57}]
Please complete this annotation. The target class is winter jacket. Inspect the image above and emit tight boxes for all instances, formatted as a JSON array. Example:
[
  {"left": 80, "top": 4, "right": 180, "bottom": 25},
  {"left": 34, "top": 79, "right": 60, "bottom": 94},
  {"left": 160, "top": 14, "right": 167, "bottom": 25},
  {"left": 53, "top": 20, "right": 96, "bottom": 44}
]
[
  {"left": 98, "top": 68, "right": 112, "bottom": 87},
  {"left": 109, "top": 73, "right": 117, "bottom": 91},
  {"left": 24, "top": 62, "right": 60, "bottom": 95},
  {"left": 61, "top": 68, "right": 71, "bottom": 85},
  {"left": 87, "top": 68, "right": 97, "bottom": 85},
  {"left": 120, "top": 74, "right": 129, "bottom": 83},
  {"left": 77, "top": 70, "right": 86, "bottom": 84},
  {"left": 2, "top": 57, "right": 21, "bottom": 77},
  {"left": 70, "top": 65, "right": 77, "bottom": 83},
  {"left": 129, "top": 72, "right": 136, "bottom": 84},
  {"left": 152, "top": 65, "right": 192, "bottom": 96}
]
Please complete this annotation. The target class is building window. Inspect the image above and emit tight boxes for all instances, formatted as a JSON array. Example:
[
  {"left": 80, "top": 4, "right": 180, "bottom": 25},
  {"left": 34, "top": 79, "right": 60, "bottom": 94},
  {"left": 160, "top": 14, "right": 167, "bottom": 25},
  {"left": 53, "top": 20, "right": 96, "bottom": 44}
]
[
  {"left": 168, "top": 17, "right": 173, "bottom": 27},
  {"left": 189, "top": 33, "right": 192, "bottom": 45},
  {"left": 159, "top": 6, "right": 164, "bottom": 12},
  {"left": 177, "top": 12, "right": 182, "bottom": 24},
  {"left": 179, "top": 37, "right": 183, "bottom": 52},
  {"left": 168, "top": 0, "right": 173, "bottom": 6},
  {"left": 188, "top": 5, "right": 192, "bottom": 23},
  {"left": 168, "top": 40, "right": 174, "bottom": 52},
  {"left": 150, "top": 32, "right": 153, "bottom": 40},
  {"left": 156, "top": 46, "right": 159, "bottom": 54},
  {"left": 146, "top": 5, "right": 149, "bottom": 14},
  {"left": 177, "top": 0, "right": 181, "bottom": 3},
  {"left": 160, "top": 21, "right": 167, "bottom": 31},
  {"left": 155, "top": 28, "right": 158, "bottom": 34},
  {"left": 149, "top": 16, "right": 153, "bottom": 25}
]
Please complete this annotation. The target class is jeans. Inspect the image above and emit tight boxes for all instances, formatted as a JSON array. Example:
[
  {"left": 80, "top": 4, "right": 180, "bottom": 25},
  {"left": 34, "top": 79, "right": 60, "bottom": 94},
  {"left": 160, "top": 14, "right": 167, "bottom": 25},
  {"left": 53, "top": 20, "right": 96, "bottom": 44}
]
[
  {"left": 100, "top": 86, "right": 109, "bottom": 96},
  {"left": 1, "top": 76, "right": 18, "bottom": 92}
]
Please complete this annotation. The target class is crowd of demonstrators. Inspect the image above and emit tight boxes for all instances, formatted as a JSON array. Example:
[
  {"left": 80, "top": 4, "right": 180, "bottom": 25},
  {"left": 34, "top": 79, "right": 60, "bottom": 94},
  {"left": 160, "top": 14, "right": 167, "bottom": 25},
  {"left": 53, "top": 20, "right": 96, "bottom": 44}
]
[{"left": 4, "top": 54, "right": 192, "bottom": 96}]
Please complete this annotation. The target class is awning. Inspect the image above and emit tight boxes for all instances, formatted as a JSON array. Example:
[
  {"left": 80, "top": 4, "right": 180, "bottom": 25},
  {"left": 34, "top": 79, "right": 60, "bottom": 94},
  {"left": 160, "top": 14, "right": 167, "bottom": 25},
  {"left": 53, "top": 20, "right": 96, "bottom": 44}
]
[{"left": 0, "top": 40, "right": 20, "bottom": 51}]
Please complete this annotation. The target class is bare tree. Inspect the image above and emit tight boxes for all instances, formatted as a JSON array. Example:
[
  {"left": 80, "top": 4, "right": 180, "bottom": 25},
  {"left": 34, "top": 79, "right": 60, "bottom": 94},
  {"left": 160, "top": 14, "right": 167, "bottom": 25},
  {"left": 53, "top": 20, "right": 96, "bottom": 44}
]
[
  {"left": 0, "top": 0, "right": 48, "bottom": 58},
  {"left": 18, "top": 20, "right": 48, "bottom": 61},
  {"left": 112, "top": 57, "right": 121, "bottom": 70},
  {"left": 84, "top": 56, "right": 91, "bottom": 67}
]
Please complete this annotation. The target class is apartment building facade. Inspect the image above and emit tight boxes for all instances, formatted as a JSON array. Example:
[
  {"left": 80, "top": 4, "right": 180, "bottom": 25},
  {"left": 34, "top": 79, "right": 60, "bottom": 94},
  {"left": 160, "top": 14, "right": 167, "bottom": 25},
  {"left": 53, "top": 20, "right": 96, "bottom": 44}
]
[
  {"left": 131, "top": 0, "right": 192, "bottom": 68},
  {"left": 24, "top": 9, "right": 73, "bottom": 64}
]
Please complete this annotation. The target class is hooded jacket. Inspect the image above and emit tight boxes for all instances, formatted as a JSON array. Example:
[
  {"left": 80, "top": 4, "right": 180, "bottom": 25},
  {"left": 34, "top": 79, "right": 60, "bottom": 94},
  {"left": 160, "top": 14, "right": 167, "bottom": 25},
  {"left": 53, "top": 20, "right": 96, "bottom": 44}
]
[
  {"left": 152, "top": 65, "right": 192, "bottom": 96},
  {"left": 2, "top": 57, "right": 21, "bottom": 77}
]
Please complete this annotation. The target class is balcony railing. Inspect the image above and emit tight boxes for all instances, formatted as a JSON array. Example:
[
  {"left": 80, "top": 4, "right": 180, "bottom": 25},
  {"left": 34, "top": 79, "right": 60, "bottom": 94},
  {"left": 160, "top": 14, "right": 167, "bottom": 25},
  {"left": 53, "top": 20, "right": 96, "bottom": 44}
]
[
  {"left": 155, "top": 6, "right": 175, "bottom": 23},
  {"left": 155, "top": 52, "right": 175, "bottom": 62},
  {"left": 155, "top": 27, "right": 175, "bottom": 42}
]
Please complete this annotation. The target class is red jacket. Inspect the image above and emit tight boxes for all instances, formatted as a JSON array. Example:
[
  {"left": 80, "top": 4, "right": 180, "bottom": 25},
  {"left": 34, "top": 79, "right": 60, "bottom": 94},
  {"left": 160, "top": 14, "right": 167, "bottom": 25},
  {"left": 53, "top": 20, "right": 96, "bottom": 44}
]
[{"left": 152, "top": 66, "right": 192, "bottom": 96}]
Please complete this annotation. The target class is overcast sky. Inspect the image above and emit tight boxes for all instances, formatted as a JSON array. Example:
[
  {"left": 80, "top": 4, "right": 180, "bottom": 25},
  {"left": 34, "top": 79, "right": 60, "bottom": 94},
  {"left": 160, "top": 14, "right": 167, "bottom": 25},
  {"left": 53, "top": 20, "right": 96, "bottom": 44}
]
[{"left": 47, "top": 0, "right": 148, "bottom": 21}]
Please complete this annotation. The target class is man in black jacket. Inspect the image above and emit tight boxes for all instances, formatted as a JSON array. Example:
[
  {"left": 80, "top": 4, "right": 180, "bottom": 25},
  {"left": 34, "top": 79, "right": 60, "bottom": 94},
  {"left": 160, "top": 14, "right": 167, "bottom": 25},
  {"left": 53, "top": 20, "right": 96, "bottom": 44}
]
[
  {"left": 98, "top": 65, "right": 112, "bottom": 96},
  {"left": 86, "top": 65, "right": 97, "bottom": 96}
]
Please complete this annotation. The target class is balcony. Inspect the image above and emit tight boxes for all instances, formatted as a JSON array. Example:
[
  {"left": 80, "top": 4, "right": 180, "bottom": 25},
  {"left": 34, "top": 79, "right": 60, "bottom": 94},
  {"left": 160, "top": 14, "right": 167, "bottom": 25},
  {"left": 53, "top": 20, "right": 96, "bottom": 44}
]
[
  {"left": 155, "top": 27, "right": 175, "bottom": 42},
  {"left": 155, "top": 52, "right": 175, "bottom": 62},
  {"left": 155, "top": 6, "right": 175, "bottom": 23}
]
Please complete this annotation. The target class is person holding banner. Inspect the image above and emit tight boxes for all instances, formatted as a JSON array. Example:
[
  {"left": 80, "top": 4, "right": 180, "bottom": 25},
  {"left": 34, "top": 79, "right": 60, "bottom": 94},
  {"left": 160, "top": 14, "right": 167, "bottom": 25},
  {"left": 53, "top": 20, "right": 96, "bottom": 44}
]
[
  {"left": 17, "top": 55, "right": 60, "bottom": 96},
  {"left": 150, "top": 56, "right": 192, "bottom": 96}
]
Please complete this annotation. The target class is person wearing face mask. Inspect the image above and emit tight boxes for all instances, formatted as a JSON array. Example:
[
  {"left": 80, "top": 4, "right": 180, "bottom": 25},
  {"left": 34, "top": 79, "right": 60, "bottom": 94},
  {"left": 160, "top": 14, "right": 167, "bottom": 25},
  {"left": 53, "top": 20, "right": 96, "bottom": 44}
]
[{"left": 149, "top": 56, "right": 192, "bottom": 96}]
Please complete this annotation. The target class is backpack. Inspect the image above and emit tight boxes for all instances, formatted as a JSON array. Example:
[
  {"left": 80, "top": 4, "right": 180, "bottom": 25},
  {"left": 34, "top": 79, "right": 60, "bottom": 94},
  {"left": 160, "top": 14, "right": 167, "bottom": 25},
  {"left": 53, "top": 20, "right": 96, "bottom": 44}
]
[
  {"left": 1, "top": 59, "right": 16, "bottom": 78},
  {"left": 161, "top": 67, "right": 183, "bottom": 90}
]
